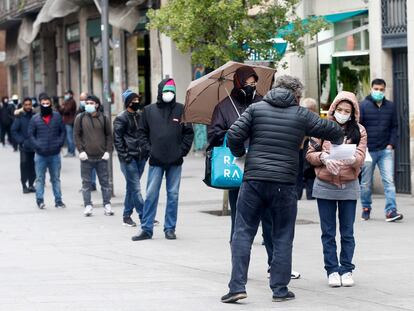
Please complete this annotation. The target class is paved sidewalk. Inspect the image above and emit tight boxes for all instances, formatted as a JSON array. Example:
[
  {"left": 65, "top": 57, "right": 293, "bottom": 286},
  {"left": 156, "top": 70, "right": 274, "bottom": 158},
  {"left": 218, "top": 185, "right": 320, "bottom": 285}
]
[{"left": 0, "top": 146, "right": 413, "bottom": 311}]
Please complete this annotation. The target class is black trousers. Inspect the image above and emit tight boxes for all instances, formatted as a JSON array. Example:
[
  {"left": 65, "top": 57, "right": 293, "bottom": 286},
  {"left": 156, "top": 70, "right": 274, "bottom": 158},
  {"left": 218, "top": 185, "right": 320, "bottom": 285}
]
[{"left": 20, "top": 150, "right": 36, "bottom": 187}]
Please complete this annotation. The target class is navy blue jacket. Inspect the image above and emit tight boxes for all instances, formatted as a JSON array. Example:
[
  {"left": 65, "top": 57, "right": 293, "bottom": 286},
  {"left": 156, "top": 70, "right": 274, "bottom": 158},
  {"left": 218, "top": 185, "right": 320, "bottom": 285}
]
[
  {"left": 11, "top": 111, "right": 35, "bottom": 152},
  {"left": 29, "top": 111, "right": 66, "bottom": 156},
  {"left": 359, "top": 95, "right": 398, "bottom": 151}
]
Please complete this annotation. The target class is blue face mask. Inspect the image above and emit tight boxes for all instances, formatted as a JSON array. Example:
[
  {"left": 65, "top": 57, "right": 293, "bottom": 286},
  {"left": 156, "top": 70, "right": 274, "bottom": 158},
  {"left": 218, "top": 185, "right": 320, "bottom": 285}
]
[
  {"left": 79, "top": 100, "right": 86, "bottom": 108},
  {"left": 85, "top": 104, "right": 96, "bottom": 114},
  {"left": 64, "top": 95, "right": 71, "bottom": 101},
  {"left": 371, "top": 90, "right": 385, "bottom": 102}
]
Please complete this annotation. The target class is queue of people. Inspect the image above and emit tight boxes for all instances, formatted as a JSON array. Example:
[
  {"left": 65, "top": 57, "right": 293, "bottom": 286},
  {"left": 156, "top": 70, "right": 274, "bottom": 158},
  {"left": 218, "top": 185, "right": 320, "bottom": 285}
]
[{"left": 1, "top": 70, "right": 405, "bottom": 305}]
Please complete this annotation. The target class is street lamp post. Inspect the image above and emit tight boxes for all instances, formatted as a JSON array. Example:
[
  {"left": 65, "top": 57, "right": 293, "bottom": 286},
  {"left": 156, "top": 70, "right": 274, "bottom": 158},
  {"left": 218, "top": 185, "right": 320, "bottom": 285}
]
[{"left": 101, "top": 0, "right": 114, "bottom": 194}]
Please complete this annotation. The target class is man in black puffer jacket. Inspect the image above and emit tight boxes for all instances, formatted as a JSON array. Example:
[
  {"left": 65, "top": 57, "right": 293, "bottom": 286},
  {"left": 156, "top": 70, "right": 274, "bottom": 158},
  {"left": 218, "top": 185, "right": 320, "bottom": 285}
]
[
  {"left": 221, "top": 75, "right": 344, "bottom": 304},
  {"left": 113, "top": 89, "right": 149, "bottom": 227},
  {"left": 132, "top": 78, "right": 194, "bottom": 241}
]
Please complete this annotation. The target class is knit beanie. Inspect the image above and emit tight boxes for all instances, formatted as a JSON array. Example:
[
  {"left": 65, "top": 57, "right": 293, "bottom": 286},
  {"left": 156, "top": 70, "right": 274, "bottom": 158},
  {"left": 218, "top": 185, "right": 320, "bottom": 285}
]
[
  {"left": 122, "top": 89, "right": 139, "bottom": 108},
  {"left": 162, "top": 79, "right": 176, "bottom": 93}
]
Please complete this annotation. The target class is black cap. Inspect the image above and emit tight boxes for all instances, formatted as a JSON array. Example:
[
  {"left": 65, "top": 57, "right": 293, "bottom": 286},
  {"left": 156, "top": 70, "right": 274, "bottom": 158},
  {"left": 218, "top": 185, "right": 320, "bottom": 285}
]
[{"left": 86, "top": 95, "right": 101, "bottom": 106}]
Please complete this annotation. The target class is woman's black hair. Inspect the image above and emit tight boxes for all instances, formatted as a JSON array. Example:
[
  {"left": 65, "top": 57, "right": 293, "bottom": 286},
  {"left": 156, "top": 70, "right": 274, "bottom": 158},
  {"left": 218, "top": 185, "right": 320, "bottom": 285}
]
[{"left": 336, "top": 100, "right": 361, "bottom": 145}]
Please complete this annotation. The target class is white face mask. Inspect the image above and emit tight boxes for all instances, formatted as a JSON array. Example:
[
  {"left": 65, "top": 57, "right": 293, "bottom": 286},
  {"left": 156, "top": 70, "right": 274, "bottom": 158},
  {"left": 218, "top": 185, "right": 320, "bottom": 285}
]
[
  {"left": 162, "top": 92, "right": 175, "bottom": 103},
  {"left": 334, "top": 111, "right": 351, "bottom": 124}
]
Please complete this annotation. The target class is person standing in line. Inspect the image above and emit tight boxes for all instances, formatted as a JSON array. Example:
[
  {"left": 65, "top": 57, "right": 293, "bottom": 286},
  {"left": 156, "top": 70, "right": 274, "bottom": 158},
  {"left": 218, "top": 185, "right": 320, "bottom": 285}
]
[
  {"left": 359, "top": 78, "right": 403, "bottom": 222},
  {"left": 28, "top": 93, "right": 66, "bottom": 209},
  {"left": 132, "top": 79, "right": 194, "bottom": 241},
  {"left": 306, "top": 91, "right": 367, "bottom": 288},
  {"left": 113, "top": 89, "right": 149, "bottom": 227},
  {"left": 0, "top": 96, "right": 17, "bottom": 150},
  {"left": 11, "top": 97, "right": 36, "bottom": 193},
  {"left": 297, "top": 97, "right": 319, "bottom": 200},
  {"left": 59, "top": 90, "right": 77, "bottom": 157},
  {"left": 74, "top": 95, "right": 114, "bottom": 217},
  {"left": 221, "top": 75, "right": 344, "bottom": 303}
]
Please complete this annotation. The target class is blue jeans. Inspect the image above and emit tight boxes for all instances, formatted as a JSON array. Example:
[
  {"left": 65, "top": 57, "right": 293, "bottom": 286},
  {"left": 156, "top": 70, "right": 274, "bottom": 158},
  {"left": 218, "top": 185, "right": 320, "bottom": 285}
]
[
  {"left": 360, "top": 148, "right": 397, "bottom": 214},
  {"left": 228, "top": 180, "right": 297, "bottom": 298},
  {"left": 141, "top": 165, "right": 182, "bottom": 235},
  {"left": 120, "top": 159, "right": 147, "bottom": 219},
  {"left": 65, "top": 124, "right": 75, "bottom": 155},
  {"left": 34, "top": 154, "right": 62, "bottom": 204},
  {"left": 317, "top": 199, "right": 356, "bottom": 276},
  {"left": 81, "top": 159, "right": 111, "bottom": 206}
]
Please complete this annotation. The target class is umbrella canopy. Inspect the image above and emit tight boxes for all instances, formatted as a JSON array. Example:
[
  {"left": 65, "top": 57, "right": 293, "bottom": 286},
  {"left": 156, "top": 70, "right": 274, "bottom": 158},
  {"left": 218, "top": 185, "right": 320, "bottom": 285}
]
[{"left": 183, "top": 61, "right": 276, "bottom": 125}]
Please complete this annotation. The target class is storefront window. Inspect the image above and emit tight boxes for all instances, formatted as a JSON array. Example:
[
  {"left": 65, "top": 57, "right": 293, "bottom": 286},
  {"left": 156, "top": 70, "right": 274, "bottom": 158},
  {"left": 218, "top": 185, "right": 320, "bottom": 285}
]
[{"left": 334, "top": 16, "right": 369, "bottom": 53}]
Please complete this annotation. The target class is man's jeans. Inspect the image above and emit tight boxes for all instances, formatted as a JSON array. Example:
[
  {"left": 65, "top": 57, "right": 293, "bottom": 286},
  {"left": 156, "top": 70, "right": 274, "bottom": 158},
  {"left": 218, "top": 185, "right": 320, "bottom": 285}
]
[
  {"left": 120, "top": 159, "right": 147, "bottom": 219},
  {"left": 228, "top": 180, "right": 297, "bottom": 297},
  {"left": 317, "top": 199, "right": 356, "bottom": 276},
  {"left": 141, "top": 165, "right": 182, "bottom": 235},
  {"left": 81, "top": 159, "right": 111, "bottom": 206},
  {"left": 65, "top": 124, "right": 75, "bottom": 155},
  {"left": 360, "top": 148, "right": 397, "bottom": 213},
  {"left": 34, "top": 154, "right": 62, "bottom": 204}
]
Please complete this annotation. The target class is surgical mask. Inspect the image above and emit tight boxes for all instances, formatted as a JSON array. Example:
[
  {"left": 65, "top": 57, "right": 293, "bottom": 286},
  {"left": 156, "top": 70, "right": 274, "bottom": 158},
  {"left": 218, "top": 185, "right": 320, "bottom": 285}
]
[
  {"left": 64, "top": 95, "right": 71, "bottom": 101},
  {"left": 371, "top": 90, "right": 385, "bottom": 102},
  {"left": 79, "top": 100, "right": 86, "bottom": 108},
  {"left": 40, "top": 105, "right": 52, "bottom": 116},
  {"left": 162, "top": 92, "right": 175, "bottom": 103},
  {"left": 85, "top": 104, "right": 96, "bottom": 114},
  {"left": 334, "top": 111, "right": 351, "bottom": 124}
]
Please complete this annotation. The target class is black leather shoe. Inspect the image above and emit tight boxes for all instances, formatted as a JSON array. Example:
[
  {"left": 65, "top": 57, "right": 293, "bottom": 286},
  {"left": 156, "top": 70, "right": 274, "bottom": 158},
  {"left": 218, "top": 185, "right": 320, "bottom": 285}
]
[
  {"left": 221, "top": 292, "right": 247, "bottom": 303},
  {"left": 23, "top": 187, "right": 30, "bottom": 194},
  {"left": 28, "top": 186, "right": 36, "bottom": 193},
  {"left": 165, "top": 230, "right": 176, "bottom": 240},
  {"left": 272, "top": 291, "right": 295, "bottom": 302},
  {"left": 131, "top": 231, "right": 152, "bottom": 241}
]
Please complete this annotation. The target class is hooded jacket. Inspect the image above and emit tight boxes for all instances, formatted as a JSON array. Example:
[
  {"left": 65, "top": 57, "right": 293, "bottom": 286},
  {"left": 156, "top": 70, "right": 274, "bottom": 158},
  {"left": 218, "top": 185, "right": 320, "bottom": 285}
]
[
  {"left": 359, "top": 94, "right": 398, "bottom": 151},
  {"left": 227, "top": 87, "right": 344, "bottom": 184},
  {"left": 306, "top": 91, "right": 367, "bottom": 187},
  {"left": 139, "top": 79, "right": 194, "bottom": 167},
  {"left": 208, "top": 67, "right": 262, "bottom": 148},
  {"left": 59, "top": 98, "right": 77, "bottom": 125}
]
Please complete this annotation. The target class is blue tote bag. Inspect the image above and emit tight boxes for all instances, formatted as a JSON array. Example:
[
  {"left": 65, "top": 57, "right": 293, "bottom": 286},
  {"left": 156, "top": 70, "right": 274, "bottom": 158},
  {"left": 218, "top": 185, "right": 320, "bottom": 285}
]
[{"left": 210, "top": 135, "right": 243, "bottom": 189}]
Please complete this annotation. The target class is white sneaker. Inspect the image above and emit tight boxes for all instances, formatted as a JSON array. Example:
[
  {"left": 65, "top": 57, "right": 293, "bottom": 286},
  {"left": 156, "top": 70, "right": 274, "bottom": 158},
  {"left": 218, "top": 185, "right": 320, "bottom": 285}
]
[
  {"left": 104, "top": 204, "right": 114, "bottom": 216},
  {"left": 328, "top": 272, "right": 341, "bottom": 287},
  {"left": 84, "top": 205, "right": 93, "bottom": 217},
  {"left": 341, "top": 272, "right": 354, "bottom": 287},
  {"left": 291, "top": 270, "right": 301, "bottom": 279}
]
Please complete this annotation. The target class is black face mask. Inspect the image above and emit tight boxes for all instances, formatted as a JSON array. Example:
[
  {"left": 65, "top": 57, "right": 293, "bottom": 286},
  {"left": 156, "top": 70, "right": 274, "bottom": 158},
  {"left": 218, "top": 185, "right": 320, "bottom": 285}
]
[
  {"left": 129, "top": 102, "right": 144, "bottom": 112},
  {"left": 40, "top": 105, "right": 52, "bottom": 116},
  {"left": 240, "top": 85, "right": 256, "bottom": 105}
]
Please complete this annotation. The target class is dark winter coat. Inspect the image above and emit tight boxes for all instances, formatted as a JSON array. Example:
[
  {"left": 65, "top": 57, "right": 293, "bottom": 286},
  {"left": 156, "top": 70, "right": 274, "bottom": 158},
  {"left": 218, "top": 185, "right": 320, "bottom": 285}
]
[
  {"left": 59, "top": 98, "right": 77, "bottom": 125},
  {"left": 139, "top": 79, "right": 194, "bottom": 167},
  {"left": 113, "top": 110, "right": 149, "bottom": 163},
  {"left": 28, "top": 111, "right": 66, "bottom": 156},
  {"left": 359, "top": 95, "right": 398, "bottom": 151},
  {"left": 11, "top": 111, "right": 35, "bottom": 152},
  {"left": 0, "top": 103, "right": 15, "bottom": 127},
  {"left": 227, "top": 87, "right": 344, "bottom": 184},
  {"left": 208, "top": 95, "right": 262, "bottom": 148}
]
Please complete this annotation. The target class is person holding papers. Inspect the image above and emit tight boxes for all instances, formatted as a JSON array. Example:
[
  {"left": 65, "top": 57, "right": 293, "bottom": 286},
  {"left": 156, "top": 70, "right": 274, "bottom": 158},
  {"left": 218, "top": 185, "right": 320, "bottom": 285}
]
[{"left": 306, "top": 91, "right": 367, "bottom": 288}]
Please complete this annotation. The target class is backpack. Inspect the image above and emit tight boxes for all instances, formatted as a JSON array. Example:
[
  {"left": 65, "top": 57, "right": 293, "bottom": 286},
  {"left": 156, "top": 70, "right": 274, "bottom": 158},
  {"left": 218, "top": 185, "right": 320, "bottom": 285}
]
[{"left": 78, "top": 112, "right": 108, "bottom": 136}]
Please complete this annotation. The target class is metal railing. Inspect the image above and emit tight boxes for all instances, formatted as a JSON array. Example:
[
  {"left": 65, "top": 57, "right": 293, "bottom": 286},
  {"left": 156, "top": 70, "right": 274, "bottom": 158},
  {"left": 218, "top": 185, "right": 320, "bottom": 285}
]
[
  {"left": 0, "top": 0, "right": 46, "bottom": 21},
  {"left": 382, "top": 0, "right": 407, "bottom": 35}
]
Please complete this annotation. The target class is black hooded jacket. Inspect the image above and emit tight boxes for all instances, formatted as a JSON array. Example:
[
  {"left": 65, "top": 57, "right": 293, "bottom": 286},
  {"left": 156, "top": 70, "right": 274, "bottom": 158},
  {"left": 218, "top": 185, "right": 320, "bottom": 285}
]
[
  {"left": 139, "top": 79, "right": 194, "bottom": 167},
  {"left": 227, "top": 87, "right": 344, "bottom": 184}
]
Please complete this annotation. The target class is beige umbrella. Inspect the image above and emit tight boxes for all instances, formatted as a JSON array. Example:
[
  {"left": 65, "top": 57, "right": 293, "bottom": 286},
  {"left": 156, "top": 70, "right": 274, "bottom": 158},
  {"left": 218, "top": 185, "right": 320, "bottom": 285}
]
[{"left": 183, "top": 61, "right": 276, "bottom": 125}]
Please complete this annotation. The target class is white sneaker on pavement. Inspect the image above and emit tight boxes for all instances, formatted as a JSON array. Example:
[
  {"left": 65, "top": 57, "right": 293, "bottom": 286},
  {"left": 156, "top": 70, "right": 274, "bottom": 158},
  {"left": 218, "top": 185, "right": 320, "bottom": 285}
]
[
  {"left": 328, "top": 272, "right": 341, "bottom": 287},
  {"left": 291, "top": 270, "right": 301, "bottom": 279},
  {"left": 84, "top": 205, "right": 93, "bottom": 217},
  {"left": 104, "top": 204, "right": 114, "bottom": 216},
  {"left": 341, "top": 272, "right": 354, "bottom": 287}
]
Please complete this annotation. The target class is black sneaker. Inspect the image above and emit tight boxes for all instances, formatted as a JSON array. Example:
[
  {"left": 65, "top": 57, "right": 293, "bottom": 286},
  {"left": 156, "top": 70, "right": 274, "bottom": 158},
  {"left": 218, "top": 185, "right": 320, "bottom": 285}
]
[
  {"left": 23, "top": 186, "right": 30, "bottom": 194},
  {"left": 37, "top": 202, "right": 45, "bottom": 209},
  {"left": 386, "top": 210, "right": 403, "bottom": 222},
  {"left": 165, "top": 230, "right": 176, "bottom": 240},
  {"left": 221, "top": 292, "right": 247, "bottom": 303},
  {"left": 55, "top": 201, "right": 66, "bottom": 208},
  {"left": 272, "top": 291, "right": 295, "bottom": 302},
  {"left": 131, "top": 230, "right": 152, "bottom": 241},
  {"left": 154, "top": 219, "right": 160, "bottom": 226},
  {"left": 361, "top": 208, "right": 371, "bottom": 221},
  {"left": 123, "top": 217, "right": 137, "bottom": 227},
  {"left": 28, "top": 186, "right": 36, "bottom": 193}
]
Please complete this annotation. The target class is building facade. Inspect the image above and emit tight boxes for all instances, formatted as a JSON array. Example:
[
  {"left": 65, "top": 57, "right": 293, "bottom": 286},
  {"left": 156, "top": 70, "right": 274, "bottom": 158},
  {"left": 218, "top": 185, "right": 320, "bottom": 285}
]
[{"left": 0, "top": 0, "right": 192, "bottom": 112}]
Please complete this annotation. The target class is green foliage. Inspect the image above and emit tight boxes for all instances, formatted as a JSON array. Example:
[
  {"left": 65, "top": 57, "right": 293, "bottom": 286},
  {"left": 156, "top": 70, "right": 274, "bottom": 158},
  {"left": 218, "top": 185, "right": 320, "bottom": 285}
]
[{"left": 147, "top": 0, "right": 328, "bottom": 68}]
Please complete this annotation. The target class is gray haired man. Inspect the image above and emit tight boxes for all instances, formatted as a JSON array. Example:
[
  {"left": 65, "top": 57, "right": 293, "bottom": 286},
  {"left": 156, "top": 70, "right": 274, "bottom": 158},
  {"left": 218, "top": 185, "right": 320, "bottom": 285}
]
[{"left": 221, "top": 75, "right": 344, "bottom": 303}]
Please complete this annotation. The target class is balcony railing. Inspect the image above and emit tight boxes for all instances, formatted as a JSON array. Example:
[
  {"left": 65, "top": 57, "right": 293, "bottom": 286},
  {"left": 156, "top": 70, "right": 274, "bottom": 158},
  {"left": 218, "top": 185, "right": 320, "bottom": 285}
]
[
  {"left": 382, "top": 0, "right": 407, "bottom": 48},
  {"left": 0, "top": 0, "right": 46, "bottom": 23}
]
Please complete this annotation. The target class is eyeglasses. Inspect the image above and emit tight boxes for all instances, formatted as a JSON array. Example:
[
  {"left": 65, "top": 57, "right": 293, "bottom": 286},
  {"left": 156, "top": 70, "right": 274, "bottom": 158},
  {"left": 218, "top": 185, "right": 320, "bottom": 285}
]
[{"left": 244, "top": 82, "right": 257, "bottom": 87}]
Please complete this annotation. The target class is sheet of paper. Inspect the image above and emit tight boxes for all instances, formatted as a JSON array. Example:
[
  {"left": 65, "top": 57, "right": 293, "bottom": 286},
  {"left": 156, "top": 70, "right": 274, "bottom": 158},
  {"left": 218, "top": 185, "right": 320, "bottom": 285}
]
[{"left": 327, "top": 144, "right": 357, "bottom": 160}]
